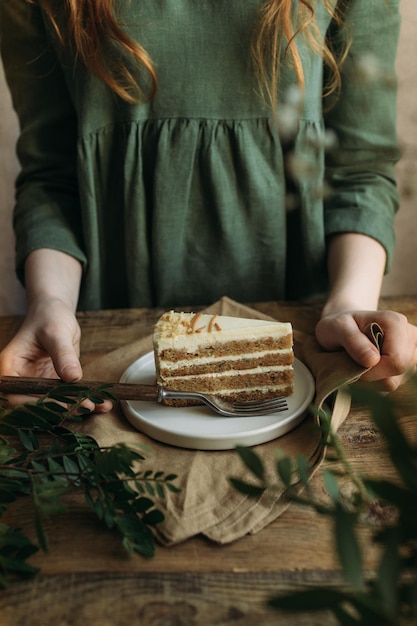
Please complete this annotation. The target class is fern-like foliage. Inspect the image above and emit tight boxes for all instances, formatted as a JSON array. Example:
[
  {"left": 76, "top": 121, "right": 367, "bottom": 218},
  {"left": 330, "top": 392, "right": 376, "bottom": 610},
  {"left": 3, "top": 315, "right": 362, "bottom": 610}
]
[
  {"left": 0, "top": 384, "right": 180, "bottom": 588},
  {"left": 231, "top": 380, "right": 417, "bottom": 626}
]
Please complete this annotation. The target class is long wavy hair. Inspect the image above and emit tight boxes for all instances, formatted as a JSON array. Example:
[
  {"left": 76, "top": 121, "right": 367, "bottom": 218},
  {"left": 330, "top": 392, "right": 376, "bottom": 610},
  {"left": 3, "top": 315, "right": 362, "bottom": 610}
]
[{"left": 31, "top": 0, "right": 347, "bottom": 107}]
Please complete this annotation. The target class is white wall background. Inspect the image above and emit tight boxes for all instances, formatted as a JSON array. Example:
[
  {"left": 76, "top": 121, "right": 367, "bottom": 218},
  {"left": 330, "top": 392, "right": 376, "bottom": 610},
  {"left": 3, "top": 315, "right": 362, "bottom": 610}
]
[
  {"left": 381, "top": 0, "right": 417, "bottom": 296},
  {"left": 0, "top": 60, "right": 25, "bottom": 315},
  {"left": 0, "top": 0, "right": 416, "bottom": 315}
]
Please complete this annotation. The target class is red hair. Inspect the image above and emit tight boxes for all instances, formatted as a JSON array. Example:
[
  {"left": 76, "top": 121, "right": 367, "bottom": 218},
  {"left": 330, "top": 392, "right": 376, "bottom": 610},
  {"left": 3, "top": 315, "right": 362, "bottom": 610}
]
[
  {"left": 252, "top": 0, "right": 347, "bottom": 108},
  {"left": 32, "top": 0, "right": 346, "bottom": 106}
]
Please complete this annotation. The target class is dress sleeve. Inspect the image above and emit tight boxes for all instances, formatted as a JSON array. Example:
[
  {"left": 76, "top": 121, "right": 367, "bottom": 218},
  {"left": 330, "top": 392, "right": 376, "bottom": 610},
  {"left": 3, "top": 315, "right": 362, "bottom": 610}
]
[
  {"left": 0, "top": 0, "right": 86, "bottom": 283},
  {"left": 323, "top": 0, "right": 401, "bottom": 271}
]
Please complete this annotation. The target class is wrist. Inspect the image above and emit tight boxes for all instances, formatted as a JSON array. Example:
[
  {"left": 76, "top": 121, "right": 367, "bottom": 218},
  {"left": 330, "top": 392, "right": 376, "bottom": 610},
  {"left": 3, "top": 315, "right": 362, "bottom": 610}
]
[
  {"left": 24, "top": 249, "right": 82, "bottom": 312},
  {"left": 321, "top": 294, "right": 379, "bottom": 319},
  {"left": 324, "top": 234, "right": 385, "bottom": 317},
  {"left": 26, "top": 295, "right": 78, "bottom": 316}
]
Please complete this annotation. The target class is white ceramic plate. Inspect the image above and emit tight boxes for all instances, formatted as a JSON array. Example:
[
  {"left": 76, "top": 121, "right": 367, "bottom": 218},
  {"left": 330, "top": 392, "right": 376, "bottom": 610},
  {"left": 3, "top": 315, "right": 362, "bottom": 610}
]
[{"left": 119, "top": 352, "right": 315, "bottom": 450}]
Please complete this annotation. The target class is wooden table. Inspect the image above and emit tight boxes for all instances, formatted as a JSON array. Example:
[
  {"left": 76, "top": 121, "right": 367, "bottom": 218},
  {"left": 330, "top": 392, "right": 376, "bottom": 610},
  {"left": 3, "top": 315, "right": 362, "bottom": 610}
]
[{"left": 0, "top": 297, "right": 416, "bottom": 626}]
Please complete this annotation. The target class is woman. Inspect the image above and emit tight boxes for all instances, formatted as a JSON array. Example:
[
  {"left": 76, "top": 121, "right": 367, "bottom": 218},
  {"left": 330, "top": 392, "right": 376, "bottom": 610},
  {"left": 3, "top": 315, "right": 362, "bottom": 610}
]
[{"left": 0, "top": 0, "right": 415, "bottom": 408}]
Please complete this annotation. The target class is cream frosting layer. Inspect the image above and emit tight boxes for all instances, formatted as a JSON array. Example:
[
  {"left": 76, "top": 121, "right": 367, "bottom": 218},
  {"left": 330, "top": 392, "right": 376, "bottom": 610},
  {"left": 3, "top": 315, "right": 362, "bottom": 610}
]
[
  {"left": 162, "top": 365, "right": 291, "bottom": 378},
  {"left": 154, "top": 311, "right": 293, "bottom": 353}
]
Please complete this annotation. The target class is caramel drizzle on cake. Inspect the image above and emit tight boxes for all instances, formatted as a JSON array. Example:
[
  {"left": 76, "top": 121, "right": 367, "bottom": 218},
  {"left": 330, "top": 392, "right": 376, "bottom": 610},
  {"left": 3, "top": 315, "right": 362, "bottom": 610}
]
[{"left": 190, "top": 313, "right": 222, "bottom": 334}]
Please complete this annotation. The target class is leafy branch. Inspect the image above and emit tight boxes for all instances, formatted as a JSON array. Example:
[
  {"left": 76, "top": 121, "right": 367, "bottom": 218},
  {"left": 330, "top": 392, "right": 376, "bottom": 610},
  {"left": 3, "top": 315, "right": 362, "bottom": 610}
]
[
  {"left": 231, "top": 381, "right": 417, "bottom": 626},
  {"left": 0, "top": 384, "right": 180, "bottom": 588}
]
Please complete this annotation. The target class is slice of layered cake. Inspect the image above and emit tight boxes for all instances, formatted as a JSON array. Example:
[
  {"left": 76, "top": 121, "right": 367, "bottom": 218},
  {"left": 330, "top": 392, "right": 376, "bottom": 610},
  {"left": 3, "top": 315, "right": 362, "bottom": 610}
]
[{"left": 153, "top": 311, "right": 294, "bottom": 403}]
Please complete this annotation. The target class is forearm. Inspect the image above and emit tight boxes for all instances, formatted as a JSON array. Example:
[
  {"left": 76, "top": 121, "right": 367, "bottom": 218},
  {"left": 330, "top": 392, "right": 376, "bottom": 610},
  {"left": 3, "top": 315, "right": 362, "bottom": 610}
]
[
  {"left": 24, "top": 249, "right": 82, "bottom": 312},
  {"left": 321, "top": 233, "right": 386, "bottom": 317}
]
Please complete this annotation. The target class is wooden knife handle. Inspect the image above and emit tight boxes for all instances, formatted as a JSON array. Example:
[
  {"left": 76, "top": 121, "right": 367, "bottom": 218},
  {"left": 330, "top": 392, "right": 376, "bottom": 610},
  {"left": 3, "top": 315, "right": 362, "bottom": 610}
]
[{"left": 0, "top": 376, "right": 158, "bottom": 401}]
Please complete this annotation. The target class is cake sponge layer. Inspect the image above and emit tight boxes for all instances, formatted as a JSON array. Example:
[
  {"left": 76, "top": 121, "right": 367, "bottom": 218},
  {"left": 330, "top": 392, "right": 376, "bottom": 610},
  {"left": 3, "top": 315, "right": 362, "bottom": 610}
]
[{"left": 153, "top": 311, "right": 294, "bottom": 403}]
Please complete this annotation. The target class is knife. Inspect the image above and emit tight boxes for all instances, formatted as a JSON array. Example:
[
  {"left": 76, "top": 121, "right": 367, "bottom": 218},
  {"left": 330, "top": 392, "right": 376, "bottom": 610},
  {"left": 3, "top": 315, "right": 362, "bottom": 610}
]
[{"left": 0, "top": 376, "right": 158, "bottom": 401}]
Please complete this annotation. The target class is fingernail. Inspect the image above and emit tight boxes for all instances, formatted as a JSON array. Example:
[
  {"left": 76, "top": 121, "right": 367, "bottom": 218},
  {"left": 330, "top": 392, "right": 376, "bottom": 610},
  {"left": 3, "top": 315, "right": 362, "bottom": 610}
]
[{"left": 61, "top": 364, "right": 82, "bottom": 381}]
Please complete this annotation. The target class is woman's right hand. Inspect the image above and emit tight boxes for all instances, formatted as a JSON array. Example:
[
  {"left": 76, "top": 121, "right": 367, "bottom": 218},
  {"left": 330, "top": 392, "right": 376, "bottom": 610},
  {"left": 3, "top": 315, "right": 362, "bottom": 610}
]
[
  {"left": 0, "top": 297, "right": 112, "bottom": 413},
  {"left": 0, "top": 296, "right": 83, "bottom": 381},
  {"left": 0, "top": 249, "right": 112, "bottom": 412}
]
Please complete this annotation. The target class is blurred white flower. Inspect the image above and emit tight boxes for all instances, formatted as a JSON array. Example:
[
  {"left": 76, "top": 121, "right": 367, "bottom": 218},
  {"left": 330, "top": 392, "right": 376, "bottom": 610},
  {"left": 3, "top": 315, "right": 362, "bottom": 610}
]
[
  {"left": 356, "top": 53, "right": 396, "bottom": 88},
  {"left": 286, "top": 151, "right": 318, "bottom": 181},
  {"left": 284, "top": 84, "right": 303, "bottom": 108},
  {"left": 276, "top": 105, "right": 300, "bottom": 141},
  {"left": 323, "top": 128, "right": 338, "bottom": 151},
  {"left": 356, "top": 53, "right": 382, "bottom": 83}
]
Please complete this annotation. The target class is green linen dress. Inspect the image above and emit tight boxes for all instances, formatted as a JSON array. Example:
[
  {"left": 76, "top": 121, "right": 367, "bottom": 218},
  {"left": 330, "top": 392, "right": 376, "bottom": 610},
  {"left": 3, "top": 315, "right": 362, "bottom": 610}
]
[{"left": 0, "top": 0, "right": 400, "bottom": 310}]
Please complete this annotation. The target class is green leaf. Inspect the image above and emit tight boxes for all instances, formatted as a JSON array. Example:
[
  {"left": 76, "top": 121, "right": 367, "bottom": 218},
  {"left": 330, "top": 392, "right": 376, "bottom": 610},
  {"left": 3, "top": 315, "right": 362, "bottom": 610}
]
[
  {"left": 103, "top": 508, "right": 115, "bottom": 529},
  {"left": 142, "top": 509, "right": 165, "bottom": 526},
  {"left": 3, "top": 410, "right": 48, "bottom": 429},
  {"left": 115, "top": 515, "right": 156, "bottom": 557},
  {"left": 0, "top": 555, "right": 40, "bottom": 577},
  {"left": 229, "top": 477, "right": 265, "bottom": 497},
  {"left": 0, "top": 490, "right": 17, "bottom": 504},
  {"left": 32, "top": 481, "right": 69, "bottom": 515},
  {"left": 295, "top": 455, "right": 311, "bottom": 487},
  {"left": 365, "top": 479, "right": 412, "bottom": 510},
  {"left": 86, "top": 395, "right": 105, "bottom": 405},
  {"left": 131, "top": 497, "right": 154, "bottom": 514},
  {"left": 30, "top": 460, "right": 48, "bottom": 480},
  {"left": 96, "top": 390, "right": 117, "bottom": 401},
  {"left": 84, "top": 489, "right": 95, "bottom": 510},
  {"left": 276, "top": 457, "right": 292, "bottom": 487},
  {"left": 155, "top": 482, "right": 165, "bottom": 499},
  {"left": 334, "top": 504, "right": 364, "bottom": 590},
  {"left": 269, "top": 588, "right": 349, "bottom": 611},
  {"left": 44, "top": 396, "right": 76, "bottom": 408},
  {"left": 34, "top": 509, "right": 48, "bottom": 553},
  {"left": 333, "top": 605, "right": 374, "bottom": 626},
  {"left": 18, "top": 429, "right": 39, "bottom": 452},
  {"left": 73, "top": 433, "right": 98, "bottom": 452},
  {"left": 91, "top": 497, "right": 105, "bottom": 520},
  {"left": 235, "top": 446, "right": 265, "bottom": 481},
  {"left": 375, "top": 527, "right": 400, "bottom": 619},
  {"left": 165, "top": 482, "right": 181, "bottom": 494},
  {"left": 93, "top": 445, "right": 140, "bottom": 476},
  {"left": 28, "top": 403, "right": 63, "bottom": 420},
  {"left": 75, "top": 406, "right": 92, "bottom": 415},
  {"left": 47, "top": 459, "right": 67, "bottom": 484},
  {"left": 62, "top": 455, "right": 80, "bottom": 477},
  {"left": 348, "top": 593, "right": 395, "bottom": 625},
  {"left": 0, "top": 423, "right": 18, "bottom": 436},
  {"left": 351, "top": 386, "right": 417, "bottom": 490},
  {"left": 323, "top": 469, "right": 340, "bottom": 502}
]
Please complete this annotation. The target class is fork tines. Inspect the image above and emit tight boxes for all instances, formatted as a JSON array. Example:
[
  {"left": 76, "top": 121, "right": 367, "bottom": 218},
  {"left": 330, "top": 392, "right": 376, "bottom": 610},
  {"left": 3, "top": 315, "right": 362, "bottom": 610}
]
[{"left": 232, "top": 397, "right": 288, "bottom": 413}]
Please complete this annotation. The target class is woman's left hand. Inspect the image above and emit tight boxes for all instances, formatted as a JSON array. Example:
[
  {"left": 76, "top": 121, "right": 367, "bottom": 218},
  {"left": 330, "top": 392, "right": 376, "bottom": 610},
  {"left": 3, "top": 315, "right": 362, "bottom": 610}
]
[{"left": 315, "top": 309, "right": 417, "bottom": 391}]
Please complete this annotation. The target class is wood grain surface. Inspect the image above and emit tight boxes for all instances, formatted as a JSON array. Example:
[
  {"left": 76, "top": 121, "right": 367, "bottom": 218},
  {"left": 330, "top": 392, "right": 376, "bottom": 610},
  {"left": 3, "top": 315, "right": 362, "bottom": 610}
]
[{"left": 0, "top": 297, "right": 415, "bottom": 626}]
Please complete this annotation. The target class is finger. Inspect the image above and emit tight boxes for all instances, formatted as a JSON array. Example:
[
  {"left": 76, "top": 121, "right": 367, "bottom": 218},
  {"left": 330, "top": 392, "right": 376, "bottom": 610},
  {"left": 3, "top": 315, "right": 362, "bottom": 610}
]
[
  {"left": 360, "top": 355, "right": 417, "bottom": 386},
  {"left": 40, "top": 339, "right": 83, "bottom": 382},
  {"left": 0, "top": 392, "right": 41, "bottom": 406},
  {"left": 359, "top": 369, "right": 412, "bottom": 392},
  {"left": 93, "top": 399, "right": 114, "bottom": 413},
  {"left": 328, "top": 315, "right": 382, "bottom": 368},
  {"left": 365, "top": 323, "right": 415, "bottom": 379}
]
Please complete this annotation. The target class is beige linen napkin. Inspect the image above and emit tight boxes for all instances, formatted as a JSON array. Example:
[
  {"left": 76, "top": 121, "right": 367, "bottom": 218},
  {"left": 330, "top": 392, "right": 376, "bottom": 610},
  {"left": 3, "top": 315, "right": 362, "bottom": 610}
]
[{"left": 78, "top": 297, "right": 370, "bottom": 545}]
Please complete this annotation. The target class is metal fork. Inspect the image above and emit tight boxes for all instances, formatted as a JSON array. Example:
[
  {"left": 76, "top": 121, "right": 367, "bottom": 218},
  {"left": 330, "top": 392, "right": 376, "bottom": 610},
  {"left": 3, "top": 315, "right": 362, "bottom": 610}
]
[
  {"left": 158, "top": 388, "right": 289, "bottom": 417},
  {"left": 0, "top": 375, "right": 289, "bottom": 417}
]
